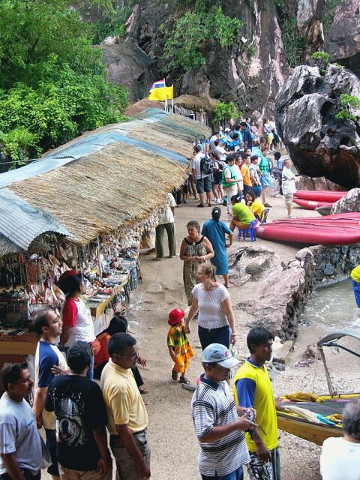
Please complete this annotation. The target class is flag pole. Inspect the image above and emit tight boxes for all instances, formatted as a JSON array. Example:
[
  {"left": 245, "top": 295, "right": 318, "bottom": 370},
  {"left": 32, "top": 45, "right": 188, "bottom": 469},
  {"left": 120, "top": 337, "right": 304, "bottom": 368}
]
[{"left": 172, "top": 97, "right": 174, "bottom": 113}]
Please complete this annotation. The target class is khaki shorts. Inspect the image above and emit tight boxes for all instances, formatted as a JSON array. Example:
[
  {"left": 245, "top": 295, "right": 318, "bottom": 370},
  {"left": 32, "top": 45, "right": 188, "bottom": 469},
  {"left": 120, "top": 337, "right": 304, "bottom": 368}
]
[
  {"left": 110, "top": 429, "right": 151, "bottom": 480},
  {"left": 284, "top": 193, "right": 293, "bottom": 207},
  {"left": 59, "top": 464, "right": 112, "bottom": 480}
]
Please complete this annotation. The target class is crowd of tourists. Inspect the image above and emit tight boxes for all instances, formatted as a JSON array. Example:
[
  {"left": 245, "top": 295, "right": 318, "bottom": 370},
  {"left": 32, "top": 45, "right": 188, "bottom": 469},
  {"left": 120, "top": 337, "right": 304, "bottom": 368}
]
[{"left": 1, "top": 120, "right": 359, "bottom": 480}]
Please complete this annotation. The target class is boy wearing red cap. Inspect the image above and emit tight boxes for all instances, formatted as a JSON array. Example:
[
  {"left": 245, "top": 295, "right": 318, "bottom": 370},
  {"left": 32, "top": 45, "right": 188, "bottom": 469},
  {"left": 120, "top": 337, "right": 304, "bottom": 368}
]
[{"left": 167, "top": 308, "right": 194, "bottom": 384}]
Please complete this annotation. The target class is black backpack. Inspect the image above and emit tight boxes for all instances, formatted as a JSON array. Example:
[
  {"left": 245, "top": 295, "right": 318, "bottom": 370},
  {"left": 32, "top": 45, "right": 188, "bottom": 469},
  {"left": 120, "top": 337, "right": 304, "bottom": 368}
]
[{"left": 200, "top": 155, "right": 214, "bottom": 176}]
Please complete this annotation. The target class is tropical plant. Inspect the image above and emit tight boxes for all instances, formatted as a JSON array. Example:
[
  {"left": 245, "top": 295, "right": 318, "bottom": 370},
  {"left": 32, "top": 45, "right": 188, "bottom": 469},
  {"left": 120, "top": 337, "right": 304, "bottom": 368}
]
[{"left": 213, "top": 102, "right": 243, "bottom": 126}]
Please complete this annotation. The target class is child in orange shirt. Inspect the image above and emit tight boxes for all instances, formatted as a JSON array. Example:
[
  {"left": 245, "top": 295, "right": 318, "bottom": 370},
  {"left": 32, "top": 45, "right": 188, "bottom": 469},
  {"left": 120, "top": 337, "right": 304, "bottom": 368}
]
[{"left": 167, "top": 308, "right": 194, "bottom": 384}]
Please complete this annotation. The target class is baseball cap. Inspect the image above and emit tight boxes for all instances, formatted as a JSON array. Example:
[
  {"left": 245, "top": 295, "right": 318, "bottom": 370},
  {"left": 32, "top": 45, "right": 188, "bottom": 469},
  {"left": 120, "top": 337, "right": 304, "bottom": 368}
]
[
  {"left": 168, "top": 308, "right": 185, "bottom": 326},
  {"left": 202, "top": 343, "right": 240, "bottom": 369},
  {"left": 212, "top": 207, "right": 221, "bottom": 219}
]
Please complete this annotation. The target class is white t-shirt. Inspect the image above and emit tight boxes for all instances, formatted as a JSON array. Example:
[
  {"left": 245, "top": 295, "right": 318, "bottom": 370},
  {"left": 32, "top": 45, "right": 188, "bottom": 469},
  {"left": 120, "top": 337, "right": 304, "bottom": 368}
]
[
  {"left": 213, "top": 145, "right": 227, "bottom": 161},
  {"left": 282, "top": 166, "right": 296, "bottom": 194},
  {"left": 192, "top": 283, "right": 230, "bottom": 329},
  {"left": 232, "top": 164, "right": 243, "bottom": 190},
  {"left": 191, "top": 152, "right": 208, "bottom": 180},
  {"left": 249, "top": 163, "right": 260, "bottom": 185},
  {"left": 0, "top": 393, "right": 42, "bottom": 475},
  {"left": 320, "top": 437, "right": 360, "bottom": 480},
  {"left": 158, "top": 193, "right": 176, "bottom": 225}
]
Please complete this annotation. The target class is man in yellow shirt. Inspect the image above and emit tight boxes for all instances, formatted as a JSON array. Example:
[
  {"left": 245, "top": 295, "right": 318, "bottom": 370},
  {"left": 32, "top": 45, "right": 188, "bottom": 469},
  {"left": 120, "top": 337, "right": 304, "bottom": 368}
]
[
  {"left": 351, "top": 265, "right": 360, "bottom": 307},
  {"left": 234, "top": 326, "right": 283, "bottom": 480},
  {"left": 241, "top": 154, "right": 252, "bottom": 196},
  {"left": 101, "top": 333, "right": 150, "bottom": 479}
]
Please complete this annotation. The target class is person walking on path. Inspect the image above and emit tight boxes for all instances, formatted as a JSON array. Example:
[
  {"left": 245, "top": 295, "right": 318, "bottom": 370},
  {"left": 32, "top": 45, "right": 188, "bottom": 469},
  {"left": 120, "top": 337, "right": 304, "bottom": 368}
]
[
  {"left": 234, "top": 326, "right": 283, "bottom": 480},
  {"left": 202, "top": 207, "right": 233, "bottom": 288},
  {"left": 320, "top": 398, "right": 360, "bottom": 480},
  {"left": 45, "top": 342, "right": 112, "bottom": 480},
  {"left": 33, "top": 308, "right": 68, "bottom": 480},
  {"left": 0, "top": 363, "right": 42, "bottom": 480},
  {"left": 185, "top": 263, "right": 237, "bottom": 350},
  {"left": 192, "top": 145, "right": 213, "bottom": 207},
  {"left": 100, "top": 333, "right": 151, "bottom": 480},
  {"left": 155, "top": 192, "right": 177, "bottom": 260},
  {"left": 282, "top": 159, "right": 296, "bottom": 218},
  {"left": 191, "top": 343, "right": 256, "bottom": 480},
  {"left": 167, "top": 308, "right": 194, "bottom": 384},
  {"left": 180, "top": 220, "right": 214, "bottom": 306},
  {"left": 350, "top": 265, "right": 360, "bottom": 307}
]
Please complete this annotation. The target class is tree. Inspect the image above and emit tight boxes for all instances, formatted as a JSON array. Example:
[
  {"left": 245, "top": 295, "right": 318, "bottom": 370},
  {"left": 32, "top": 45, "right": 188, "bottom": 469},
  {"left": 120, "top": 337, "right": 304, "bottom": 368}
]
[
  {"left": 0, "top": 0, "right": 128, "bottom": 169},
  {"left": 213, "top": 102, "right": 243, "bottom": 127}
]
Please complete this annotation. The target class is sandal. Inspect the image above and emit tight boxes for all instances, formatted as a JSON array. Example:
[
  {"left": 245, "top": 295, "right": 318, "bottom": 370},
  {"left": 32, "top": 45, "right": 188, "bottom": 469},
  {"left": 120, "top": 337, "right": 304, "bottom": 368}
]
[
  {"left": 172, "top": 370, "right": 178, "bottom": 381},
  {"left": 139, "top": 387, "right": 149, "bottom": 395},
  {"left": 179, "top": 376, "right": 190, "bottom": 384}
]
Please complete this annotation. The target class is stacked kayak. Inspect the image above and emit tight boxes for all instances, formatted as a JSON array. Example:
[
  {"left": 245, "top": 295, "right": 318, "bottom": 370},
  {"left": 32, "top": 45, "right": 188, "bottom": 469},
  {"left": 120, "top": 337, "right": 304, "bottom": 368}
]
[
  {"left": 293, "top": 190, "right": 347, "bottom": 210},
  {"left": 256, "top": 212, "right": 360, "bottom": 245}
]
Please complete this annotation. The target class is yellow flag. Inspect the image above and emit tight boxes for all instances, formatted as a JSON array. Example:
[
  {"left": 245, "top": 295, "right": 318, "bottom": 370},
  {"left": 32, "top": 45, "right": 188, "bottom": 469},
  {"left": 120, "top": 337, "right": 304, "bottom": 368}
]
[{"left": 149, "top": 85, "right": 173, "bottom": 101}]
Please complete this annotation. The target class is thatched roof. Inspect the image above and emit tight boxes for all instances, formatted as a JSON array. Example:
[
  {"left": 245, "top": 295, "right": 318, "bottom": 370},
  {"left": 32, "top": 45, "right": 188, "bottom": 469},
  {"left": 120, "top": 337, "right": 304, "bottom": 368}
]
[
  {"left": 0, "top": 109, "right": 211, "bottom": 252},
  {"left": 173, "top": 95, "right": 218, "bottom": 113}
]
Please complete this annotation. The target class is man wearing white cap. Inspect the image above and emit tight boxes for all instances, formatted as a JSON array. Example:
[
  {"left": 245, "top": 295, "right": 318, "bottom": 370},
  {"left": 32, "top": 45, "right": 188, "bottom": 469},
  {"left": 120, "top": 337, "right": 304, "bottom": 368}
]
[{"left": 191, "top": 343, "right": 256, "bottom": 480}]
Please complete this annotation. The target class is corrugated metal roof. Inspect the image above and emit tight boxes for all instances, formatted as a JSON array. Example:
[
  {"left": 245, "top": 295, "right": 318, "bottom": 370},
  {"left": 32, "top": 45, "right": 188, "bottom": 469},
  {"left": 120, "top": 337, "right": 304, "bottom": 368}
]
[
  {"left": 0, "top": 189, "right": 71, "bottom": 251},
  {"left": 0, "top": 111, "right": 192, "bottom": 190}
]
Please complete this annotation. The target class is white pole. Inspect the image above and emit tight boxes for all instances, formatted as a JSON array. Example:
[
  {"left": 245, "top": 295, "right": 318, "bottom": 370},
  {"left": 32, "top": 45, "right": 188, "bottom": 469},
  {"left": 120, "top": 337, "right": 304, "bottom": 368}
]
[
  {"left": 165, "top": 98, "right": 167, "bottom": 112},
  {"left": 172, "top": 97, "right": 174, "bottom": 113}
]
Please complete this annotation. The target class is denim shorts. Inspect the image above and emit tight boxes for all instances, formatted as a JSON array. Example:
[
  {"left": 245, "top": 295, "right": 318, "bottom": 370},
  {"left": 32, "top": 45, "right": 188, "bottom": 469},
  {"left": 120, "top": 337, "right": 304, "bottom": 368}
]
[{"left": 196, "top": 175, "right": 213, "bottom": 194}]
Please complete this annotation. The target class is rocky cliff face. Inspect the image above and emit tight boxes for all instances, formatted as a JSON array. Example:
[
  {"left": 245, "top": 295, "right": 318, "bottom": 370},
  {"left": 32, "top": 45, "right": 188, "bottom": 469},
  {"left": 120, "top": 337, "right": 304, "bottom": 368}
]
[
  {"left": 98, "top": 0, "right": 359, "bottom": 119},
  {"left": 276, "top": 64, "right": 360, "bottom": 189}
]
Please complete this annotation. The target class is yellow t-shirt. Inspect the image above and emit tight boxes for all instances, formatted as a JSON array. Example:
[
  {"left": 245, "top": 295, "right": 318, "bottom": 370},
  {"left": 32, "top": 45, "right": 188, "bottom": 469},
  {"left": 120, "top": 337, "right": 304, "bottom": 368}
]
[
  {"left": 100, "top": 359, "right": 148, "bottom": 434},
  {"left": 234, "top": 359, "right": 278, "bottom": 452},
  {"left": 251, "top": 198, "right": 265, "bottom": 218},
  {"left": 241, "top": 164, "right": 252, "bottom": 186},
  {"left": 351, "top": 265, "right": 360, "bottom": 282}
]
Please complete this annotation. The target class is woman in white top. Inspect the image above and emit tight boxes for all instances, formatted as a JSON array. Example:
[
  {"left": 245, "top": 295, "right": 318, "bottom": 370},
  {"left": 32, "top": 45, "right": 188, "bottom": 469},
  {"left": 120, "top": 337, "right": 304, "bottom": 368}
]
[{"left": 184, "top": 263, "right": 237, "bottom": 350}]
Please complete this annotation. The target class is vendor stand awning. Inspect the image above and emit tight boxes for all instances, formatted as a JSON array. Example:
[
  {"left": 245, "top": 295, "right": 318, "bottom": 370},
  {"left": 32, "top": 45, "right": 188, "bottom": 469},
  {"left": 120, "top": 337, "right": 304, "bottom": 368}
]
[{"left": 0, "top": 108, "right": 211, "bottom": 247}]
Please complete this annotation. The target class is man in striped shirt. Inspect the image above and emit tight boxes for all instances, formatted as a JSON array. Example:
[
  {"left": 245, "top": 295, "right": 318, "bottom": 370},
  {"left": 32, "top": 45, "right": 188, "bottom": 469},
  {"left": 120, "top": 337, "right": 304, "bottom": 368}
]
[{"left": 191, "top": 343, "right": 256, "bottom": 480}]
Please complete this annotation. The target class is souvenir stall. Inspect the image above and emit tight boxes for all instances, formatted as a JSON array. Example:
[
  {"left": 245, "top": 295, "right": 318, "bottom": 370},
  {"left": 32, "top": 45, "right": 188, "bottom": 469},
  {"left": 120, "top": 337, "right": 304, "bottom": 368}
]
[
  {"left": 0, "top": 212, "right": 160, "bottom": 388},
  {"left": 0, "top": 106, "right": 211, "bottom": 389}
]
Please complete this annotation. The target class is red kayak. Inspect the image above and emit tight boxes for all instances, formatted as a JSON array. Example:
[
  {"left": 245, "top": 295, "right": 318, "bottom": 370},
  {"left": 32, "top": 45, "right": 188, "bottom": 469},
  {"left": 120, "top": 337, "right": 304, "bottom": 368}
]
[
  {"left": 294, "top": 190, "right": 347, "bottom": 202},
  {"left": 256, "top": 212, "right": 360, "bottom": 245},
  {"left": 293, "top": 198, "right": 334, "bottom": 210}
]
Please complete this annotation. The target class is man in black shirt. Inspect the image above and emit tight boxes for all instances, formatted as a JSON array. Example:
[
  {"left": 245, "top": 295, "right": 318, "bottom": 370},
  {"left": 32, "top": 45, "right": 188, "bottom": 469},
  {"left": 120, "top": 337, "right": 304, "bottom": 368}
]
[{"left": 45, "top": 342, "right": 111, "bottom": 480}]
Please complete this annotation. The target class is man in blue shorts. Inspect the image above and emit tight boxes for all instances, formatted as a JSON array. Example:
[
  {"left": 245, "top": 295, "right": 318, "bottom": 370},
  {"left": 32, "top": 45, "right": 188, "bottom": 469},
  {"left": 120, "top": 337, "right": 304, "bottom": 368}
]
[{"left": 192, "top": 146, "right": 213, "bottom": 207}]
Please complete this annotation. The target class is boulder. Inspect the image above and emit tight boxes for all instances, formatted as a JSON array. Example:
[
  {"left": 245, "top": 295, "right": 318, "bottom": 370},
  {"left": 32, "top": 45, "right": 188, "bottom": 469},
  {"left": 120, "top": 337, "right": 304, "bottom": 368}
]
[
  {"left": 101, "top": 39, "right": 156, "bottom": 102},
  {"left": 331, "top": 187, "right": 360, "bottom": 214},
  {"left": 276, "top": 64, "right": 360, "bottom": 189},
  {"left": 228, "top": 245, "right": 315, "bottom": 340},
  {"left": 296, "top": 175, "right": 345, "bottom": 191}
]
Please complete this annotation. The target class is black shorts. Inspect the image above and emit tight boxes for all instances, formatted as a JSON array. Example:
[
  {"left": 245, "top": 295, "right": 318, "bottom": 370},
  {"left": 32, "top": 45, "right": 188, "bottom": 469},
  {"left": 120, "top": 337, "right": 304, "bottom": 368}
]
[{"left": 213, "top": 171, "right": 223, "bottom": 185}]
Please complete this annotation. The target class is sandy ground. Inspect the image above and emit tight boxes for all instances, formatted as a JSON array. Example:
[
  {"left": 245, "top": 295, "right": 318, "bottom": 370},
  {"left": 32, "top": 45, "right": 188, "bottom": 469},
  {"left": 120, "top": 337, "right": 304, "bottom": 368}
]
[
  {"left": 129, "top": 195, "right": 360, "bottom": 480},
  {"left": 43, "top": 194, "right": 360, "bottom": 479}
]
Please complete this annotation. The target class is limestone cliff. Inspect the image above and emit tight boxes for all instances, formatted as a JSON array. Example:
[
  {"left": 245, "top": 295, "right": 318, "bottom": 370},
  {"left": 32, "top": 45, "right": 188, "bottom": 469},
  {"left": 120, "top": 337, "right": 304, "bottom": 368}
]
[{"left": 97, "top": 1, "right": 359, "bottom": 118}]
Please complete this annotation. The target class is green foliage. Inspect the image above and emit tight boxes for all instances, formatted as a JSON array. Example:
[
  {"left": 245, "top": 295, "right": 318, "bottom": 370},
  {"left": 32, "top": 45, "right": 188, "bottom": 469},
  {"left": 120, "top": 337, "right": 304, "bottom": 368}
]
[
  {"left": 0, "top": 65, "right": 128, "bottom": 165},
  {"left": 247, "top": 45, "right": 257, "bottom": 60},
  {"left": 323, "top": 0, "right": 340, "bottom": 32},
  {"left": 162, "top": 6, "right": 242, "bottom": 73},
  {"left": 312, "top": 51, "right": 330, "bottom": 74},
  {"left": 0, "top": 0, "right": 128, "bottom": 169},
  {"left": 213, "top": 102, "right": 242, "bottom": 124},
  {"left": 91, "top": 5, "right": 133, "bottom": 44},
  {"left": 0, "top": 128, "right": 39, "bottom": 167},
  {"left": 335, "top": 94, "right": 360, "bottom": 122},
  {"left": 281, "top": 17, "right": 307, "bottom": 68}
]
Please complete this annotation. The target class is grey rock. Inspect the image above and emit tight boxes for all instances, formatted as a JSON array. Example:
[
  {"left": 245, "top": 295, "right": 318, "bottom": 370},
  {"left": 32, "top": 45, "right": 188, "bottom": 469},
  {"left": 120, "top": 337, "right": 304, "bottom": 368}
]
[
  {"left": 324, "top": 263, "right": 335, "bottom": 275},
  {"left": 331, "top": 188, "right": 360, "bottom": 214},
  {"left": 324, "top": 0, "right": 360, "bottom": 76},
  {"left": 276, "top": 65, "right": 360, "bottom": 189}
]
